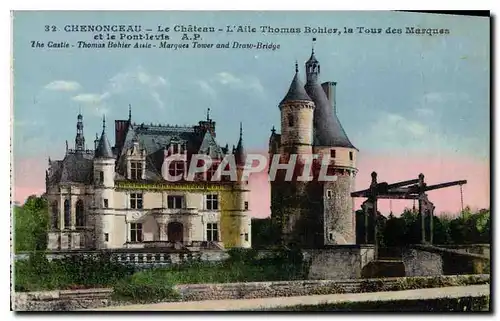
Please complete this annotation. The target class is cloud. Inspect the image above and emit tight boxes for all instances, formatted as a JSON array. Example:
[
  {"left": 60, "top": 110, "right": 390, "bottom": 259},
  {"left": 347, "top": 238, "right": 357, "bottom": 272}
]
[
  {"left": 212, "top": 72, "right": 265, "bottom": 95},
  {"left": 423, "top": 92, "right": 470, "bottom": 104},
  {"left": 197, "top": 80, "right": 217, "bottom": 99},
  {"left": 72, "top": 93, "right": 108, "bottom": 103},
  {"left": 69, "top": 66, "right": 169, "bottom": 114},
  {"left": 44, "top": 80, "right": 81, "bottom": 92},
  {"left": 362, "top": 111, "right": 487, "bottom": 160},
  {"left": 415, "top": 108, "right": 434, "bottom": 117}
]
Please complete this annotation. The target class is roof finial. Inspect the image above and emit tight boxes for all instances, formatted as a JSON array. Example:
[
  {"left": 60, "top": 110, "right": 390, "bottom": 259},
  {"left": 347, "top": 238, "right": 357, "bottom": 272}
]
[
  {"left": 239, "top": 122, "right": 243, "bottom": 139},
  {"left": 312, "top": 37, "right": 316, "bottom": 54},
  {"left": 78, "top": 105, "right": 82, "bottom": 115},
  {"left": 102, "top": 115, "right": 106, "bottom": 131},
  {"left": 271, "top": 126, "right": 276, "bottom": 134},
  {"left": 128, "top": 104, "right": 132, "bottom": 121},
  {"left": 207, "top": 107, "right": 211, "bottom": 121},
  {"left": 295, "top": 60, "right": 298, "bottom": 73}
]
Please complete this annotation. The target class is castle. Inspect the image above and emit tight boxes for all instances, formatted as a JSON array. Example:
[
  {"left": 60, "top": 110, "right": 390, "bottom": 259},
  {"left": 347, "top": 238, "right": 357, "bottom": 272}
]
[
  {"left": 269, "top": 48, "right": 358, "bottom": 248},
  {"left": 45, "top": 109, "right": 251, "bottom": 250}
]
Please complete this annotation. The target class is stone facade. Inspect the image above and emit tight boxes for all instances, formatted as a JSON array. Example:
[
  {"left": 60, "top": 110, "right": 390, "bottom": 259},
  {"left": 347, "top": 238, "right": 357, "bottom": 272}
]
[
  {"left": 402, "top": 248, "right": 444, "bottom": 277},
  {"left": 45, "top": 112, "right": 251, "bottom": 251},
  {"left": 270, "top": 50, "right": 358, "bottom": 248},
  {"left": 304, "top": 245, "right": 374, "bottom": 280}
]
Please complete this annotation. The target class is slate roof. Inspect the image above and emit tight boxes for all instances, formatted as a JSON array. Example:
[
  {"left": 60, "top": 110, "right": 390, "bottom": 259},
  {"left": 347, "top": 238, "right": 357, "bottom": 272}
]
[
  {"left": 95, "top": 130, "right": 114, "bottom": 158},
  {"left": 117, "top": 123, "right": 226, "bottom": 179},
  {"left": 305, "top": 82, "right": 356, "bottom": 149},
  {"left": 280, "top": 72, "right": 312, "bottom": 105},
  {"left": 47, "top": 152, "right": 94, "bottom": 185}
]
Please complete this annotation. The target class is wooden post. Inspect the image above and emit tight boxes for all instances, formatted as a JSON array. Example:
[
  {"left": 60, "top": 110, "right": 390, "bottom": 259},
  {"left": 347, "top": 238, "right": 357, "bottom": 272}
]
[
  {"left": 370, "top": 172, "right": 378, "bottom": 260},
  {"left": 418, "top": 174, "right": 425, "bottom": 244}
]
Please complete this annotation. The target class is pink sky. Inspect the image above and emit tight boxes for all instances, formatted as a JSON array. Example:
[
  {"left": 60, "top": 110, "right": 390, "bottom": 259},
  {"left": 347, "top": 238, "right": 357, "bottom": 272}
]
[{"left": 14, "top": 151, "right": 490, "bottom": 218}]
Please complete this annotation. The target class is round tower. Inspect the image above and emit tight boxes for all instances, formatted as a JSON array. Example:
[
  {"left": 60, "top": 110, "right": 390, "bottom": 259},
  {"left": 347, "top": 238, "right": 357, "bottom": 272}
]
[
  {"left": 304, "top": 50, "right": 358, "bottom": 245},
  {"left": 93, "top": 116, "right": 115, "bottom": 249},
  {"left": 279, "top": 62, "right": 315, "bottom": 157}
]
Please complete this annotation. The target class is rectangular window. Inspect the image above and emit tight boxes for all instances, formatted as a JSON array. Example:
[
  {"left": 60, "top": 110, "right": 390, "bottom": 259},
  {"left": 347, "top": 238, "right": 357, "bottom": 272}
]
[
  {"left": 172, "top": 144, "right": 178, "bottom": 154},
  {"left": 167, "top": 195, "right": 184, "bottom": 209},
  {"left": 103, "top": 199, "right": 109, "bottom": 208},
  {"left": 206, "top": 194, "right": 219, "bottom": 210},
  {"left": 130, "top": 161, "right": 143, "bottom": 180},
  {"left": 104, "top": 233, "right": 109, "bottom": 242},
  {"left": 329, "top": 233, "right": 333, "bottom": 241},
  {"left": 326, "top": 190, "right": 333, "bottom": 199},
  {"left": 169, "top": 161, "right": 184, "bottom": 178},
  {"left": 349, "top": 151, "right": 353, "bottom": 161},
  {"left": 130, "top": 223, "right": 143, "bottom": 242},
  {"left": 244, "top": 233, "right": 249, "bottom": 242},
  {"left": 130, "top": 193, "right": 143, "bottom": 209},
  {"left": 99, "top": 171, "right": 104, "bottom": 183},
  {"left": 207, "top": 223, "right": 219, "bottom": 242},
  {"left": 244, "top": 201, "right": 249, "bottom": 210},
  {"left": 331, "top": 149, "right": 336, "bottom": 158}
]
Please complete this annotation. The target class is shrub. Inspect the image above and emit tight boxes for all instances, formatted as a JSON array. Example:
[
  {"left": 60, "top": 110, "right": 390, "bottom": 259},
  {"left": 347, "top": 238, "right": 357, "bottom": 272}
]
[{"left": 112, "top": 271, "right": 180, "bottom": 304}]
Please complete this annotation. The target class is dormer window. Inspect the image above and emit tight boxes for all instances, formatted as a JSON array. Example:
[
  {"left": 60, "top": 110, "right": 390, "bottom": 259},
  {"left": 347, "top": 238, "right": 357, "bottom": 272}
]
[
  {"left": 130, "top": 161, "right": 143, "bottom": 180},
  {"left": 169, "top": 161, "right": 184, "bottom": 178},
  {"left": 171, "top": 143, "right": 183, "bottom": 154},
  {"left": 349, "top": 151, "right": 353, "bottom": 161}
]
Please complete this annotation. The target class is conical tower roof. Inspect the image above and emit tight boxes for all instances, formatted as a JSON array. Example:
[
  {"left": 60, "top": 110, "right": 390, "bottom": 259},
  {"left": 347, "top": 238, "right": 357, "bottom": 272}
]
[
  {"left": 95, "top": 116, "right": 114, "bottom": 158},
  {"left": 280, "top": 63, "right": 312, "bottom": 105}
]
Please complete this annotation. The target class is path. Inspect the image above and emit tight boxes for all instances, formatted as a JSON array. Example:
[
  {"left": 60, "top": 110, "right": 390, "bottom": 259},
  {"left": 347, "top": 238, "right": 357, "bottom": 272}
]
[{"left": 91, "top": 284, "right": 490, "bottom": 311}]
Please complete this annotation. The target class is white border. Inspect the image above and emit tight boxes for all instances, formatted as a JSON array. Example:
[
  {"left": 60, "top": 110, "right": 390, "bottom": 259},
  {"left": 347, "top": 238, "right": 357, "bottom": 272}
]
[{"left": 2, "top": 2, "right": 497, "bottom": 319}]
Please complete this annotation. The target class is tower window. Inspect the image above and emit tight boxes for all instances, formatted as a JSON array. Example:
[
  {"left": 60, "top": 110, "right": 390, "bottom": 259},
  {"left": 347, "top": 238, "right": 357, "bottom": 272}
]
[
  {"left": 130, "top": 193, "right": 143, "bottom": 209},
  {"left": 206, "top": 194, "right": 219, "bottom": 210},
  {"left": 130, "top": 161, "right": 143, "bottom": 180},
  {"left": 326, "top": 189, "right": 333, "bottom": 199},
  {"left": 288, "top": 115, "right": 294, "bottom": 127},
  {"left": 103, "top": 199, "right": 109, "bottom": 208},
  {"left": 99, "top": 171, "right": 104, "bottom": 184},
  {"left": 207, "top": 223, "right": 219, "bottom": 241},
  {"left": 349, "top": 151, "right": 353, "bottom": 161},
  {"left": 329, "top": 233, "right": 333, "bottom": 241},
  {"left": 104, "top": 233, "right": 109, "bottom": 242},
  {"left": 244, "top": 201, "right": 249, "bottom": 210},
  {"left": 245, "top": 233, "right": 249, "bottom": 241},
  {"left": 331, "top": 149, "right": 336, "bottom": 158}
]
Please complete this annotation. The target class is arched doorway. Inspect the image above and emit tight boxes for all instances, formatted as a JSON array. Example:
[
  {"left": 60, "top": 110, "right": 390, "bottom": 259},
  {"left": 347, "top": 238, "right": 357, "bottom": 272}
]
[{"left": 167, "top": 222, "right": 183, "bottom": 242}]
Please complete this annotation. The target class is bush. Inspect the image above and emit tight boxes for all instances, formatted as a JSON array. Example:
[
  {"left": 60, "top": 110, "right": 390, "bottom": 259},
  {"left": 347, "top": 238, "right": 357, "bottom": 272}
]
[{"left": 112, "top": 271, "right": 180, "bottom": 304}]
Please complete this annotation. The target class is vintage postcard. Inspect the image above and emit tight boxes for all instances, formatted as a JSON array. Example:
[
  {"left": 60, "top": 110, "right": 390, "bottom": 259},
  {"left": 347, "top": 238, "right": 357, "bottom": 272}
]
[{"left": 11, "top": 11, "right": 490, "bottom": 312}]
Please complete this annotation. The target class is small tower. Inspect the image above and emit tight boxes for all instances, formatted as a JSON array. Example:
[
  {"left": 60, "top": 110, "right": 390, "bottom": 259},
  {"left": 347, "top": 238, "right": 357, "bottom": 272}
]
[
  {"left": 75, "top": 112, "right": 85, "bottom": 152},
  {"left": 279, "top": 61, "right": 315, "bottom": 156},
  {"left": 220, "top": 123, "right": 251, "bottom": 248},
  {"left": 93, "top": 115, "right": 115, "bottom": 249}
]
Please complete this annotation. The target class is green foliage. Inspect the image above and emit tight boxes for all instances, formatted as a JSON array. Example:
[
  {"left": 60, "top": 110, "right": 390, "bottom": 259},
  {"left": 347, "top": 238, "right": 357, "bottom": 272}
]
[
  {"left": 14, "top": 253, "right": 135, "bottom": 292},
  {"left": 359, "top": 207, "right": 491, "bottom": 246},
  {"left": 14, "top": 196, "right": 50, "bottom": 252},
  {"left": 112, "top": 271, "right": 180, "bottom": 304}
]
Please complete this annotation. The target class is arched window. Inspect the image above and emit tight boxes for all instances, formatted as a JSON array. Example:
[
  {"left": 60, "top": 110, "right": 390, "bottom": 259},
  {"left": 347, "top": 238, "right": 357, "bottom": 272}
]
[
  {"left": 51, "top": 201, "right": 58, "bottom": 229},
  {"left": 76, "top": 200, "right": 84, "bottom": 227},
  {"left": 64, "top": 199, "right": 71, "bottom": 229}
]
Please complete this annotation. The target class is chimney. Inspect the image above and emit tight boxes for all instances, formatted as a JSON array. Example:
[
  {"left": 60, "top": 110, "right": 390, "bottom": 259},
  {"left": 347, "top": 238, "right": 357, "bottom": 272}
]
[
  {"left": 321, "top": 81, "right": 337, "bottom": 114},
  {"left": 115, "top": 120, "right": 129, "bottom": 150}
]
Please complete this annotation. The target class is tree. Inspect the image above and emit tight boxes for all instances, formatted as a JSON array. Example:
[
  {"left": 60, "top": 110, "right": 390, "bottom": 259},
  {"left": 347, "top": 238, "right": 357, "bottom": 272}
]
[{"left": 13, "top": 195, "right": 49, "bottom": 252}]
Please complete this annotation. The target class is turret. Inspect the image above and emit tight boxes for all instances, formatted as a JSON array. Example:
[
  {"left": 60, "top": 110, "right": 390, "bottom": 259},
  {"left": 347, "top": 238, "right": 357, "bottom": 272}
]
[
  {"left": 279, "top": 62, "right": 315, "bottom": 156},
  {"left": 93, "top": 115, "right": 115, "bottom": 249}
]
